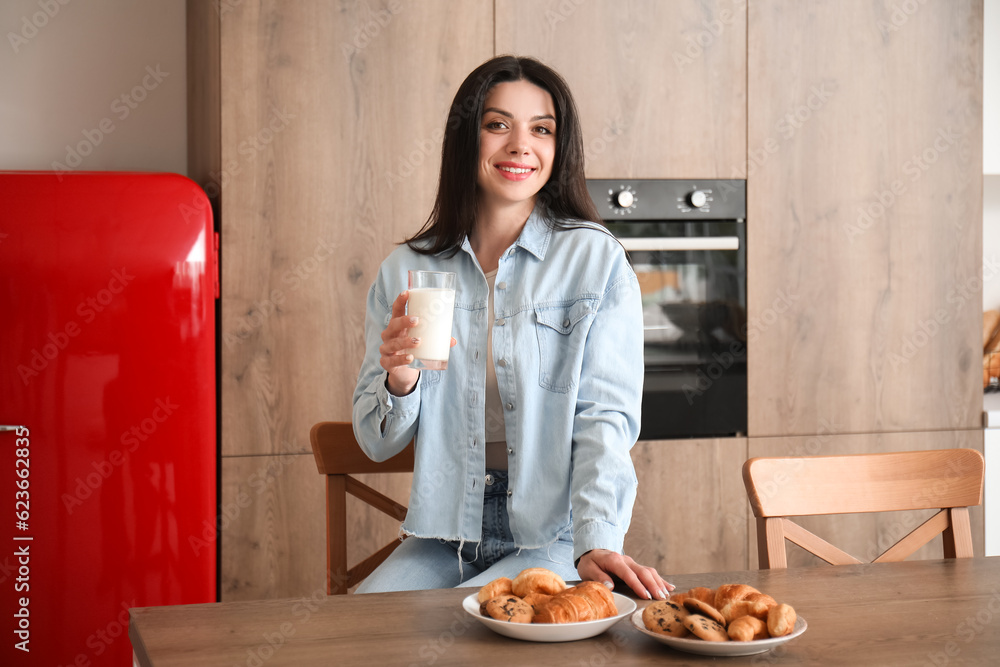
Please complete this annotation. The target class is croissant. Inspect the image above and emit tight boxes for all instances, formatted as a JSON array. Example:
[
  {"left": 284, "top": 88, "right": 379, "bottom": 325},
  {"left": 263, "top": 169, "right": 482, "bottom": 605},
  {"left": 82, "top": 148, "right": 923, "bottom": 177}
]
[
  {"left": 714, "top": 583, "right": 759, "bottom": 610},
  {"left": 477, "top": 577, "right": 513, "bottom": 605},
  {"left": 511, "top": 567, "right": 567, "bottom": 597},
  {"left": 533, "top": 581, "right": 618, "bottom": 623}
]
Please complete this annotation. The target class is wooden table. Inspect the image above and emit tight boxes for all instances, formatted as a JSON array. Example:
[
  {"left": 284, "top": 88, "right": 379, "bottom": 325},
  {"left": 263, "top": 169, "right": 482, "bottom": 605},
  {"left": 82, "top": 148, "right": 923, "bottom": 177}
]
[{"left": 130, "top": 557, "right": 1000, "bottom": 665}]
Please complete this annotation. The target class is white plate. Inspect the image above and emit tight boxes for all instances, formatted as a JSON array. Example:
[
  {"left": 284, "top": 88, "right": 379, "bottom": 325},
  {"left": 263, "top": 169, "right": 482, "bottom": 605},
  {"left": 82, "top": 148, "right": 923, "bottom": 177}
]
[
  {"left": 462, "top": 592, "right": 636, "bottom": 642},
  {"left": 630, "top": 609, "right": 808, "bottom": 656}
]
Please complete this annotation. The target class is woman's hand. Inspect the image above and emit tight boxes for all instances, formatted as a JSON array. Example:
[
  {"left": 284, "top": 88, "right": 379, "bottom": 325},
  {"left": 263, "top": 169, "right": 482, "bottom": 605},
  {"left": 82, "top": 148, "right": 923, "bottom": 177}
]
[
  {"left": 576, "top": 549, "right": 674, "bottom": 601},
  {"left": 380, "top": 292, "right": 420, "bottom": 396},
  {"left": 379, "top": 291, "right": 455, "bottom": 397}
]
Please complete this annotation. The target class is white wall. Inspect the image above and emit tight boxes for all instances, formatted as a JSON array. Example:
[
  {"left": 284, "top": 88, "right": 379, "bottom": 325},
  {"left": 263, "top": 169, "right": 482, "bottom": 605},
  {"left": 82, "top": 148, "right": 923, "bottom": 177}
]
[
  {"left": 0, "top": 0, "right": 186, "bottom": 175},
  {"left": 985, "top": 0, "right": 1000, "bottom": 309}
]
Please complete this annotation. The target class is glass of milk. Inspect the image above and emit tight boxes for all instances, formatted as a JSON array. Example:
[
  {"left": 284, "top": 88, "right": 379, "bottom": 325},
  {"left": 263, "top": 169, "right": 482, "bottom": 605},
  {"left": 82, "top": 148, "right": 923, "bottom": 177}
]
[{"left": 407, "top": 270, "right": 457, "bottom": 370}]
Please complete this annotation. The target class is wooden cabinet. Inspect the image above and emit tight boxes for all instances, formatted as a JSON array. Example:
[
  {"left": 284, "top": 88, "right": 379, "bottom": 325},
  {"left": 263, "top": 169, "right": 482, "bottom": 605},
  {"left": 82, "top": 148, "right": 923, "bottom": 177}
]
[
  {"left": 627, "top": 438, "right": 749, "bottom": 575},
  {"left": 746, "top": 0, "right": 983, "bottom": 437},
  {"left": 496, "top": 0, "right": 746, "bottom": 178},
  {"left": 205, "top": 0, "right": 493, "bottom": 600}
]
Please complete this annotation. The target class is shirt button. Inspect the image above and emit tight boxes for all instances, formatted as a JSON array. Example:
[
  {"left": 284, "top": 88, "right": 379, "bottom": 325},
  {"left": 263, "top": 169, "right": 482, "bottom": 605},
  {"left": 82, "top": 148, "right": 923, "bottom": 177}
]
[
  {"left": 497, "top": 358, "right": 507, "bottom": 368},
  {"left": 505, "top": 402, "right": 514, "bottom": 410},
  {"left": 562, "top": 318, "right": 571, "bottom": 328},
  {"left": 507, "top": 447, "right": 514, "bottom": 455},
  {"left": 507, "top": 489, "right": 512, "bottom": 497},
  {"left": 496, "top": 318, "right": 506, "bottom": 326},
  {"left": 497, "top": 281, "right": 507, "bottom": 290}
]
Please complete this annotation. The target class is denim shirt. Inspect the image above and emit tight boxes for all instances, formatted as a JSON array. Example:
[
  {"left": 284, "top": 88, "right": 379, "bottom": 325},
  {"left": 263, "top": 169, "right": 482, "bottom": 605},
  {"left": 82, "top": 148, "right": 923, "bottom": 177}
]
[{"left": 352, "top": 207, "right": 643, "bottom": 563}]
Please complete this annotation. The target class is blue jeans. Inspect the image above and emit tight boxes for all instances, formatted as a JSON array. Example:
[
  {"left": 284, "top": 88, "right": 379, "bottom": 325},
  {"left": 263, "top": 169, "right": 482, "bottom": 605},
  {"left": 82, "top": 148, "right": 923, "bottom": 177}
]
[{"left": 355, "top": 470, "right": 578, "bottom": 593}]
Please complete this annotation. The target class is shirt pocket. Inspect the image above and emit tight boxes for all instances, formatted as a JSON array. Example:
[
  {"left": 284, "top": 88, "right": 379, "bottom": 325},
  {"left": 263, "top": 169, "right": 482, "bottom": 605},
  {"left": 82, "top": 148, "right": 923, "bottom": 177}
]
[{"left": 534, "top": 299, "right": 597, "bottom": 393}]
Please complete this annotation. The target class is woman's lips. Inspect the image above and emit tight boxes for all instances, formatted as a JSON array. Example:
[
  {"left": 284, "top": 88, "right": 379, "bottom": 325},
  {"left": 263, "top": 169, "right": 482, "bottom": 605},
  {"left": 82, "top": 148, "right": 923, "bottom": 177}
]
[{"left": 494, "top": 162, "right": 536, "bottom": 181}]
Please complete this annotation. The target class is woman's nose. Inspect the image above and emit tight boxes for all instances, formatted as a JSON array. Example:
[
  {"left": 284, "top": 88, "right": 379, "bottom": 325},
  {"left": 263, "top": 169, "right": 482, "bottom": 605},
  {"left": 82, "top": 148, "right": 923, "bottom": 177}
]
[{"left": 506, "top": 127, "right": 530, "bottom": 154}]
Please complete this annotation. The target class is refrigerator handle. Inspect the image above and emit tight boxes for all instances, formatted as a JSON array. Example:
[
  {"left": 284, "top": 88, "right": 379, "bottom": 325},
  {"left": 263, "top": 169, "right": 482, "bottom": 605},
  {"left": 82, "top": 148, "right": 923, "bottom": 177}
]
[
  {"left": 0, "top": 426, "right": 25, "bottom": 432},
  {"left": 213, "top": 231, "right": 221, "bottom": 299}
]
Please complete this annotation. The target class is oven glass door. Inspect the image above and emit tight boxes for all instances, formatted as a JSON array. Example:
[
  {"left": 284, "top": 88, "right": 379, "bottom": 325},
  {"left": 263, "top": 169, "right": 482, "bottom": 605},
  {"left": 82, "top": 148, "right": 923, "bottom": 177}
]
[{"left": 605, "top": 220, "right": 747, "bottom": 439}]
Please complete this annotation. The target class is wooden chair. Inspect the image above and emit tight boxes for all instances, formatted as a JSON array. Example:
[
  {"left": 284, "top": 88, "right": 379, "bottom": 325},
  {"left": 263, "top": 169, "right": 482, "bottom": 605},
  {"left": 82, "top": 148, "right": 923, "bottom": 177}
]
[
  {"left": 742, "top": 448, "right": 984, "bottom": 569},
  {"left": 309, "top": 421, "right": 413, "bottom": 594}
]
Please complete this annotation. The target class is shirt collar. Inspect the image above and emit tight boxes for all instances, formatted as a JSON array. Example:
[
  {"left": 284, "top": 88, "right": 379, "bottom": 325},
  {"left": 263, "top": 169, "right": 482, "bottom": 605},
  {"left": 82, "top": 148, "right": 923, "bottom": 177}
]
[{"left": 458, "top": 204, "right": 553, "bottom": 264}]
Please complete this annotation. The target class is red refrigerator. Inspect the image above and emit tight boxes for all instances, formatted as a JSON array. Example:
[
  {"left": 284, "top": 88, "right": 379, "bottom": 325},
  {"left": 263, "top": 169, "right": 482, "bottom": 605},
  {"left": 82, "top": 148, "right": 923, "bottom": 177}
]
[{"left": 0, "top": 171, "right": 218, "bottom": 665}]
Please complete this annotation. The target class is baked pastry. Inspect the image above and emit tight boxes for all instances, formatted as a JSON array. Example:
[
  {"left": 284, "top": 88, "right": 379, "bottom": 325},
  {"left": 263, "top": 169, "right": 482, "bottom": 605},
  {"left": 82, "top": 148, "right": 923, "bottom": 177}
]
[
  {"left": 720, "top": 593, "right": 776, "bottom": 623},
  {"left": 521, "top": 592, "right": 552, "bottom": 614},
  {"left": 477, "top": 577, "right": 513, "bottom": 605},
  {"left": 683, "top": 614, "right": 729, "bottom": 642},
  {"left": 728, "top": 615, "right": 769, "bottom": 641},
  {"left": 511, "top": 567, "right": 567, "bottom": 597},
  {"left": 669, "top": 585, "right": 715, "bottom": 606},
  {"left": 767, "top": 603, "right": 797, "bottom": 637},
  {"left": 484, "top": 595, "right": 533, "bottom": 623},
  {"left": 534, "top": 592, "right": 594, "bottom": 623},
  {"left": 642, "top": 600, "right": 690, "bottom": 637},
  {"left": 682, "top": 598, "right": 726, "bottom": 626},
  {"left": 534, "top": 581, "right": 617, "bottom": 623},
  {"left": 567, "top": 582, "right": 617, "bottom": 619},
  {"left": 714, "top": 583, "right": 759, "bottom": 610}
]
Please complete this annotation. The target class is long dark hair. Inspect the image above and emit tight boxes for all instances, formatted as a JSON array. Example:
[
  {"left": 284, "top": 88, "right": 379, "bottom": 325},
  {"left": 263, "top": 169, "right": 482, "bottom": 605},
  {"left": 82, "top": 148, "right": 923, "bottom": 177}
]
[{"left": 406, "top": 55, "right": 602, "bottom": 256}]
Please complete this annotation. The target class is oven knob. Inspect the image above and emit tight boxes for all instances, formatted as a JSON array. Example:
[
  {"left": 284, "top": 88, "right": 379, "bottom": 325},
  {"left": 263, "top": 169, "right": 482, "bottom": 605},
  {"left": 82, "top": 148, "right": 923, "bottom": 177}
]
[
  {"left": 615, "top": 190, "right": 634, "bottom": 208},
  {"left": 688, "top": 190, "right": 708, "bottom": 209}
]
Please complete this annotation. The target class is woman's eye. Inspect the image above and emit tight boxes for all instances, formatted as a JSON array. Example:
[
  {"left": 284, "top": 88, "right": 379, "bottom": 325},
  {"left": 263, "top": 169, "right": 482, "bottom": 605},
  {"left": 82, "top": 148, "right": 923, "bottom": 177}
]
[
  {"left": 485, "top": 120, "right": 507, "bottom": 130},
  {"left": 534, "top": 126, "right": 553, "bottom": 135}
]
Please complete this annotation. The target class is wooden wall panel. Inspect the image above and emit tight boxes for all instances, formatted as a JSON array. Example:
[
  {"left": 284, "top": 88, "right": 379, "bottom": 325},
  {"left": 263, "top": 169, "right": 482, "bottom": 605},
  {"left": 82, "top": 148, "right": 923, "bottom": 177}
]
[
  {"left": 220, "top": 1, "right": 493, "bottom": 458},
  {"left": 217, "top": 1, "right": 493, "bottom": 599},
  {"left": 496, "top": 0, "right": 746, "bottom": 178},
  {"left": 746, "top": 430, "right": 985, "bottom": 569},
  {"left": 746, "top": 0, "right": 983, "bottom": 437},
  {"left": 627, "top": 438, "right": 748, "bottom": 576}
]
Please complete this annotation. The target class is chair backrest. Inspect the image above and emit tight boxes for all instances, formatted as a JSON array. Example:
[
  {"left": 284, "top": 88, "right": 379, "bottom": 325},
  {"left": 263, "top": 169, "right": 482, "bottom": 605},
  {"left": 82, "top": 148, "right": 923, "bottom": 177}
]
[
  {"left": 742, "top": 448, "right": 984, "bottom": 569},
  {"left": 309, "top": 421, "right": 413, "bottom": 594}
]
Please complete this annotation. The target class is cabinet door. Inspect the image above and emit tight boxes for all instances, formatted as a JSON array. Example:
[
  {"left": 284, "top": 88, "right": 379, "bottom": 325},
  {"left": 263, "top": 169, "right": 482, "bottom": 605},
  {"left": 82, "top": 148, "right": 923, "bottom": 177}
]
[
  {"left": 747, "top": 0, "right": 982, "bottom": 437},
  {"left": 217, "top": 0, "right": 493, "bottom": 600},
  {"left": 496, "top": 0, "right": 746, "bottom": 178},
  {"left": 627, "top": 438, "right": 749, "bottom": 575}
]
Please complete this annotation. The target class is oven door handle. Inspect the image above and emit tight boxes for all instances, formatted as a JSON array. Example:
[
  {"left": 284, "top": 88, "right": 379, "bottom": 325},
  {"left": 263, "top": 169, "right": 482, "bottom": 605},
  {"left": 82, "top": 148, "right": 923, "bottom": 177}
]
[{"left": 619, "top": 237, "right": 741, "bottom": 252}]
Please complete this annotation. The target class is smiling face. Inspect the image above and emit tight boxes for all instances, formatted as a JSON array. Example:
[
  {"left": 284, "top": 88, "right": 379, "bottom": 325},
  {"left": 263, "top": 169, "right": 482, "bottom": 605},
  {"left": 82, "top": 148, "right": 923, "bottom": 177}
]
[{"left": 476, "top": 79, "right": 557, "bottom": 215}]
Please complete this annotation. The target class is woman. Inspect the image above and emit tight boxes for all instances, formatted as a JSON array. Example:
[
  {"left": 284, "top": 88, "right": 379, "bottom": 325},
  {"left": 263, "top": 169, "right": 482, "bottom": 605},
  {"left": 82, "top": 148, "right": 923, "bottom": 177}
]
[{"left": 352, "top": 55, "right": 671, "bottom": 600}]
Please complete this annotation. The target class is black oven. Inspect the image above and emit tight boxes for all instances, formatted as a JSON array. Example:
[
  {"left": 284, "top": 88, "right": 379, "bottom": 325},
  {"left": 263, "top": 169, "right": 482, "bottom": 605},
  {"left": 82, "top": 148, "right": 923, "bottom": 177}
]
[{"left": 587, "top": 179, "right": 747, "bottom": 440}]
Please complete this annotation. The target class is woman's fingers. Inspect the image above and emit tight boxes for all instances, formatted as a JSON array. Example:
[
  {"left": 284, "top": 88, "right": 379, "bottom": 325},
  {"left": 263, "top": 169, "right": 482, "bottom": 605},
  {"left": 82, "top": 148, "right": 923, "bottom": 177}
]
[{"left": 577, "top": 550, "right": 674, "bottom": 600}]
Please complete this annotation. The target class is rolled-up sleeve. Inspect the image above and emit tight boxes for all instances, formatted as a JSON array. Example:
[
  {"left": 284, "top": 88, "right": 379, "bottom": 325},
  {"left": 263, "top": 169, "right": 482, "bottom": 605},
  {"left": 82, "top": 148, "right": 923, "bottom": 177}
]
[
  {"left": 352, "top": 279, "right": 421, "bottom": 462},
  {"left": 569, "top": 263, "right": 643, "bottom": 562}
]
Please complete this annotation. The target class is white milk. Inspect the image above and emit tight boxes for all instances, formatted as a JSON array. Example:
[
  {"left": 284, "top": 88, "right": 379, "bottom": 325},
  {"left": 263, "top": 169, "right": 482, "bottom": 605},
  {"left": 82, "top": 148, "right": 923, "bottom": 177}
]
[{"left": 407, "top": 287, "right": 456, "bottom": 367}]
